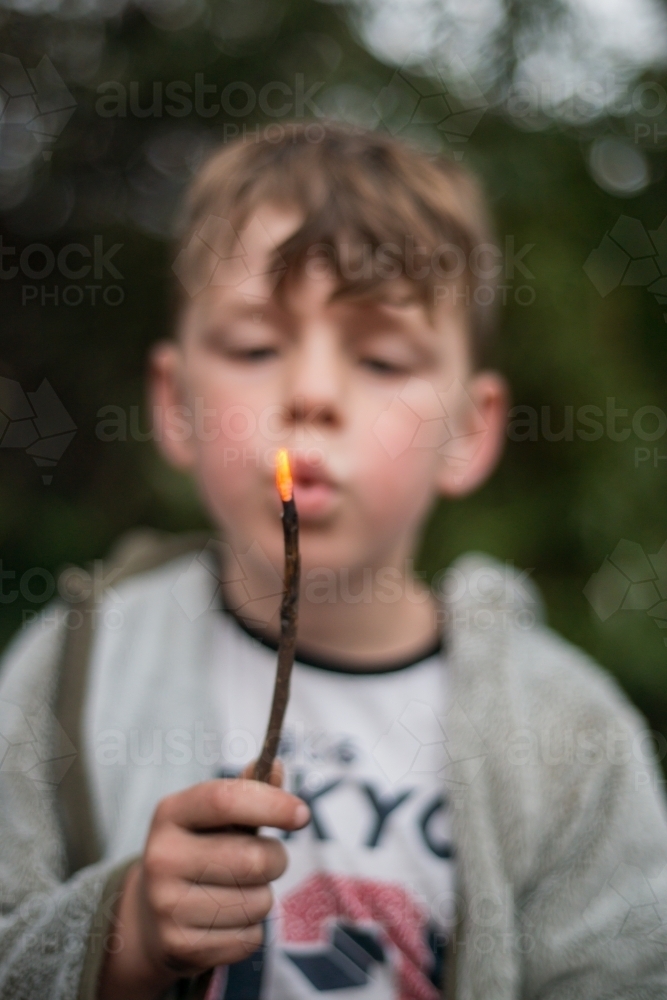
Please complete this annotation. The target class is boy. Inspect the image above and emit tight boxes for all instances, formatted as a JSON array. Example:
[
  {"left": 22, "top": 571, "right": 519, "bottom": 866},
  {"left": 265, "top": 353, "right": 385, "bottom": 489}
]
[{"left": 1, "top": 123, "right": 667, "bottom": 1000}]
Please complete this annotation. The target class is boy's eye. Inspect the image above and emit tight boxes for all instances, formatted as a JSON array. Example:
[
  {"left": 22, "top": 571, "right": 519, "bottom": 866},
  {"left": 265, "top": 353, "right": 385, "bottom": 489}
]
[
  {"left": 229, "top": 345, "right": 278, "bottom": 362},
  {"left": 361, "top": 356, "right": 411, "bottom": 376},
  {"left": 202, "top": 326, "right": 281, "bottom": 362}
]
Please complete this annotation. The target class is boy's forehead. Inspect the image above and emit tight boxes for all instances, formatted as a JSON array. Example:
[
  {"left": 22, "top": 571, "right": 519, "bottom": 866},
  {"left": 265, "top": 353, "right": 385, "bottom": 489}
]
[
  {"left": 181, "top": 200, "right": 469, "bottom": 346},
  {"left": 233, "top": 203, "right": 303, "bottom": 262}
]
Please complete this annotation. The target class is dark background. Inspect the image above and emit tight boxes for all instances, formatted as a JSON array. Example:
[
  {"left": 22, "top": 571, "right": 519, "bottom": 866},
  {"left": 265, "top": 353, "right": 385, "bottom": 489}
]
[{"left": 1, "top": 0, "right": 667, "bottom": 747}]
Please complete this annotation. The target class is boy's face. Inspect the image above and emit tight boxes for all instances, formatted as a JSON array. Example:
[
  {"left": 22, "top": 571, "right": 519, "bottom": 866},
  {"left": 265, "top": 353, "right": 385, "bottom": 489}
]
[{"left": 151, "top": 205, "right": 506, "bottom": 578}]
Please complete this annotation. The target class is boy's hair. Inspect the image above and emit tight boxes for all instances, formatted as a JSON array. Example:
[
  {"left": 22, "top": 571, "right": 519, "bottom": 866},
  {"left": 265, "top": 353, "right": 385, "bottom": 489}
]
[{"left": 173, "top": 122, "right": 497, "bottom": 365}]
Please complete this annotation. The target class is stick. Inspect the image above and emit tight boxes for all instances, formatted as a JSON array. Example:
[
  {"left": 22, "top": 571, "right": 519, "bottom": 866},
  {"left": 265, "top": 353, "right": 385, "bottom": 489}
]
[
  {"left": 255, "top": 458, "right": 300, "bottom": 782},
  {"left": 192, "top": 453, "right": 300, "bottom": 997}
]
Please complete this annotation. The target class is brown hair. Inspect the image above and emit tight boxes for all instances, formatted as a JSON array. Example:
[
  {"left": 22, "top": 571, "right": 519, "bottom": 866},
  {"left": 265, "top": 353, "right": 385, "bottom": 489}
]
[{"left": 172, "top": 122, "right": 498, "bottom": 364}]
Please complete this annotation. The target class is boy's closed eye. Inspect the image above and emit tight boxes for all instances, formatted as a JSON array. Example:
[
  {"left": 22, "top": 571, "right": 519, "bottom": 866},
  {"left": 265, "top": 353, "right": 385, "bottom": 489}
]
[
  {"left": 355, "top": 332, "right": 435, "bottom": 379},
  {"left": 225, "top": 336, "right": 428, "bottom": 377},
  {"left": 232, "top": 345, "right": 280, "bottom": 362},
  {"left": 203, "top": 325, "right": 282, "bottom": 364},
  {"left": 359, "top": 354, "right": 414, "bottom": 376},
  {"left": 361, "top": 356, "right": 409, "bottom": 375}
]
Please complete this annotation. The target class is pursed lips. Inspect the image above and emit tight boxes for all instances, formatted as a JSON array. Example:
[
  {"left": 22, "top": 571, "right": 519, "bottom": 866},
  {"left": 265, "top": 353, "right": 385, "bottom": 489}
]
[{"left": 281, "top": 454, "right": 339, "bottom": 521}]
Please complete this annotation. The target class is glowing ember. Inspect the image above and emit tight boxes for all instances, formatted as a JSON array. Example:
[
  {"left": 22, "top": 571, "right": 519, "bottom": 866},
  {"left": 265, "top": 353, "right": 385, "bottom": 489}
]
[{"left": 275, "top": 448, "right": 293, "bottom": 503}]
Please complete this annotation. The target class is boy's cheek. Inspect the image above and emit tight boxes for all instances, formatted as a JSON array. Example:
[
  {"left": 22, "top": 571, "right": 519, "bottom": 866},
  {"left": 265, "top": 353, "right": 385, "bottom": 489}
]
[
  {"left": 179, "top": 382, "right": 282, "bottom": 468},
  {"left": 357, "top": 401, "right": 444, "bottom": 485},
  {"left": 195, "top": 440, "right": 266, "bottom": 505},
  {"left": 352, "top": 430, "right": 442, "bottom": 535}
]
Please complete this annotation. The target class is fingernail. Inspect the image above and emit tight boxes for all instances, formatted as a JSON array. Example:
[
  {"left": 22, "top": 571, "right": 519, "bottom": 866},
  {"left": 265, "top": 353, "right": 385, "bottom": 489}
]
[{"left": 294, "top": 803, "right": 310, "bottom": 826}]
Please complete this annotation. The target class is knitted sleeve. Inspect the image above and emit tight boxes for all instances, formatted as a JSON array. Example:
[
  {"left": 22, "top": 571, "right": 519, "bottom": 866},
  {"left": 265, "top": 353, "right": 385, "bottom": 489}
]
[{"left": 0, "top": 610, "right": 135, "bottom": 999}]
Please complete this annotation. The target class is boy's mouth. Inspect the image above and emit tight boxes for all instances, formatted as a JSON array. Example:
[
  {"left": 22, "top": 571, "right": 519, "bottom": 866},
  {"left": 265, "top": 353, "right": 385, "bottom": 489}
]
[{"left": 288, "top": 456, "right": 339, "bottom": 522}]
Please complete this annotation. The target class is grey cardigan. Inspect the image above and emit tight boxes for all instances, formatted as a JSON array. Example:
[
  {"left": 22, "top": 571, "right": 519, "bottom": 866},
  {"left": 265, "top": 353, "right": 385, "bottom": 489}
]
[{"left": 1, "top": 531, "right": 667, "bottom": 999}]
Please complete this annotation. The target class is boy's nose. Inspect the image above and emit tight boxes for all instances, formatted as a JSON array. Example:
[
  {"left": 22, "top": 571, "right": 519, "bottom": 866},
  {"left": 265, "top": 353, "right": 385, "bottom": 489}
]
[{"left": 284, "top": 328, "right": 343, "bottom": 431}]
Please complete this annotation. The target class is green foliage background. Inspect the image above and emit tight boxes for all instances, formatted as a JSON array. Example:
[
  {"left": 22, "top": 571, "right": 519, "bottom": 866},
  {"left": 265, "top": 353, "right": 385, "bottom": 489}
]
[{"left": 1, "top": 1, "right": 666, "bottom": 743}]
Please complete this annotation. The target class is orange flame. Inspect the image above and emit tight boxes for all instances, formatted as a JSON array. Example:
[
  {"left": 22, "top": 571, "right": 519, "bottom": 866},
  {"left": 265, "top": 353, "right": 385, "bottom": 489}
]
[{"left": 275, "top": 448, "right": 293, "bottom": 502}]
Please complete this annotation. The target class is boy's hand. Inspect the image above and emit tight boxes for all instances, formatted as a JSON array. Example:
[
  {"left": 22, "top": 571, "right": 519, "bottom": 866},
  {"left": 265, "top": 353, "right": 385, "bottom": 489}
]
[{"left": 99, "top": 763, "right": 308, "bottom": 1000}]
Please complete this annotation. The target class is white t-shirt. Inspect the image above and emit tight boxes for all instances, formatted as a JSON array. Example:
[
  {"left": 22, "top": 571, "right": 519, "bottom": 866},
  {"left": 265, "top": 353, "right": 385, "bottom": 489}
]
[{"left": 209, "top": 610, "right": 456, "bottom": 1000}]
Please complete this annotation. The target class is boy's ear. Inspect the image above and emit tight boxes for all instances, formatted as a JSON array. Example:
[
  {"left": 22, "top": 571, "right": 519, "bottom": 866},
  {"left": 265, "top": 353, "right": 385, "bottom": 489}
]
[
  {"left": 435, "top": 371, "right": 508, "bottom": 497},
  {"left": 148, "top": 340, "right": 197, "bottom": 470}
]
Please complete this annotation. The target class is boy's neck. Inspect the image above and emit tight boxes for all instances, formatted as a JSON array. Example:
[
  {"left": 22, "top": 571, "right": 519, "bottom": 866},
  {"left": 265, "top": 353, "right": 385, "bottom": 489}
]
[{"left": 219, "top": 555, "right": 441, "bottom": 671}]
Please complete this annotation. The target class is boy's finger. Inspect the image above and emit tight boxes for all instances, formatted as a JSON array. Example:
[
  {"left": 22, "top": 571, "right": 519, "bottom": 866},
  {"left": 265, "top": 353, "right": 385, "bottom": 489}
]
[
  {"left": 159, "top": 827, "right": 288, "bottom": 884},
  {"left": 161, "top": 923, "right": 264, "bottom": 974},
  {"left": 168, "top": 882, "right": 273, "bottom": 930},
  {"left": 241, "top": 759, "right": 284, "bottom": 787},
  {"left": 159, "top": 778, "right": 309, "bottom": 833}
]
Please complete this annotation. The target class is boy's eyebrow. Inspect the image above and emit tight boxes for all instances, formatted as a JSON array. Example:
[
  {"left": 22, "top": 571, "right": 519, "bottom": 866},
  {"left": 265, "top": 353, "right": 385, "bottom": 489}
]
[
  {"left": 337, "top": 294, "right": 446, "bottom": 338},
  {"left": 201, "top": 297, "right": 281, "bottom": 324},
  {"left": 351, "top": 325, "right": 443, "bottom": 358},
  {"left": 199, "top": 279, "right": 449, "bottom": 349}
]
